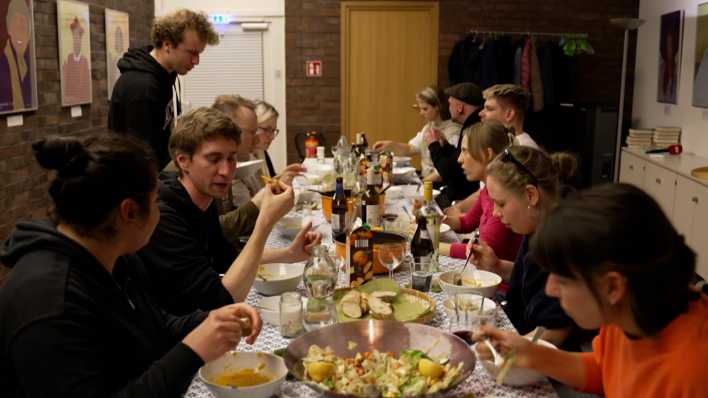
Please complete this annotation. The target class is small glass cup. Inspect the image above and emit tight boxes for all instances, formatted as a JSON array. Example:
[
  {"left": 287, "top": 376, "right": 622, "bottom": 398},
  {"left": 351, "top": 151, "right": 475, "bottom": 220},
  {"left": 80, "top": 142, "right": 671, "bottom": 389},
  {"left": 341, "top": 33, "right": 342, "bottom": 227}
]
[
  {"left": 279, "top": 292, "right": 304, "bottom": 338},
  {"left": 411, "top": 257, "right": 433, "bottom": 292},
  {"left": 303, "top": 297, "right": 337, "bottom": 331},
  {"left": 378, "top": 243, "right": 404, "bottom": 279}
]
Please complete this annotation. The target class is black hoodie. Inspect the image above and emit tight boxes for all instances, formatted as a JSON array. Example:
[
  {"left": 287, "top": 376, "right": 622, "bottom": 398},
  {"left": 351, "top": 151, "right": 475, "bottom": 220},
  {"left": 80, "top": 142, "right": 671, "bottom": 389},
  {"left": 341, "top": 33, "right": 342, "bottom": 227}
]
[
  {"left": 108, "top": 46, "right": 179, "bottom": 170},
  {"left": 0, "top": 220, "right": 206, "bottom": 397},
  {"left": 138, "top": 172, "right": 242, "bottom": 316}
]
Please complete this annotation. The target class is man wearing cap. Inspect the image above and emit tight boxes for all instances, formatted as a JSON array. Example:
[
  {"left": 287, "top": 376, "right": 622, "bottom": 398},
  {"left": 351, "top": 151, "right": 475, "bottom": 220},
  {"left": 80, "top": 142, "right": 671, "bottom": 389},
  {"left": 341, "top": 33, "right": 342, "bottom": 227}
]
[{"left": 424, "top": 82, "right": 483, "bottom": 208}]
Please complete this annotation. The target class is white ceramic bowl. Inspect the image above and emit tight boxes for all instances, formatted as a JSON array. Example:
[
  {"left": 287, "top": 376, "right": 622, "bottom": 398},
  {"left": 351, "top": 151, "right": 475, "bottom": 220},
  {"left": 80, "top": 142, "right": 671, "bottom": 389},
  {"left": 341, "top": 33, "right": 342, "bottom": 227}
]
[
  {"left": 393, "top": 156, "right": 412, "bottom": 166},
  {"left": 476, "top": 337, "right": 556, "bottom": 386},
  {"left": 276, "top": 214, "right": 307, "bottom": 239},
  {"left": 253, "top": 263, "right": 305, "bottom": 296},
  {"left": 199, "top": 351, "right": 288, "bottom": 398},
  {"left": 442, "top": 293, "right": 497, "bottom": 322},
  {"left": 438, "top": 269, "right": 502, "bottom": 298}
]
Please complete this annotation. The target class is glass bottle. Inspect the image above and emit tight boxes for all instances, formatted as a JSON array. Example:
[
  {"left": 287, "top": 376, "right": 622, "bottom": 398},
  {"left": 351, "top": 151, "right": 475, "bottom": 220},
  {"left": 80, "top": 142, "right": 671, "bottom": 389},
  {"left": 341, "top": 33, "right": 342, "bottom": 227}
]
[
  {"left": 362, "top": 167, "right": 381, "bottom": 227},
  {"left": 347, "top": 200, "right": 374, "bottom": 287},
  {"left": 331, "top": 177, "right": 350, "bottom": 242},
  {"left": 303, "top": 245, "right": 338, "bottom": 299},
  {"left": 420, "top": 181, "right": 443, "bottom": 270},
  {"left": 411, "top": 211, "right": 434, "bottom": 262}
]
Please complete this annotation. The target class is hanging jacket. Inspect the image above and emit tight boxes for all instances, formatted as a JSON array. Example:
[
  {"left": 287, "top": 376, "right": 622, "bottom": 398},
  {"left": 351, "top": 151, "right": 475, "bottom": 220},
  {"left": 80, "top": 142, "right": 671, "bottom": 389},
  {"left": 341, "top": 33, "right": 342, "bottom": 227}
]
[
  {"left": 448, "top": 35, "right": 482, "bottom": 85},
  {"left": 0, "top": 220, "right": 206, "bottom": 397},
  {"left": 108, "top": 46, "right": 179, "bottom": 170}
]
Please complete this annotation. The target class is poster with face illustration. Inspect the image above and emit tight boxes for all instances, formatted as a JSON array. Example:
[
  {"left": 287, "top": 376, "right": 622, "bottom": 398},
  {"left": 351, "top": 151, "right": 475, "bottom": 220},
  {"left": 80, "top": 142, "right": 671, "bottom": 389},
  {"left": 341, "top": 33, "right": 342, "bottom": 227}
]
[
  {"left": 657, "top": 10, "right": 683, "bottom": 104},
  {"left": 105, "top": 8, "right": 128, "bottom": 100},
  {"left": 693, "top": 3, "right": 708, "bottom": 108},
  {"left": 0, "top": 0, "right": 38, "bottom": 115},
  {"left": 58, "top": 0, "right": 92, "bottom": 106}
]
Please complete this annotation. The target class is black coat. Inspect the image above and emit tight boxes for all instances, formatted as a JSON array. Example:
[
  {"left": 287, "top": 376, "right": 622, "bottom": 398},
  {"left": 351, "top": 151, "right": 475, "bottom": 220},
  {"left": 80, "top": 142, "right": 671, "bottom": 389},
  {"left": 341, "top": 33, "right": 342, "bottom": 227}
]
[{"left": 0, "top": 220, "right": 206, "bottom": 397}]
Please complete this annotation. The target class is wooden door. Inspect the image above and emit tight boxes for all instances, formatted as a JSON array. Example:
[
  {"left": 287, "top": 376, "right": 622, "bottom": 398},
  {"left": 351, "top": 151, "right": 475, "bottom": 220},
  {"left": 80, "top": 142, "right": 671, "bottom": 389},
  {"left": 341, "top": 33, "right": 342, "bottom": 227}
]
[{"left": 341, "top": 1, "right": 438, "bottom": 148}]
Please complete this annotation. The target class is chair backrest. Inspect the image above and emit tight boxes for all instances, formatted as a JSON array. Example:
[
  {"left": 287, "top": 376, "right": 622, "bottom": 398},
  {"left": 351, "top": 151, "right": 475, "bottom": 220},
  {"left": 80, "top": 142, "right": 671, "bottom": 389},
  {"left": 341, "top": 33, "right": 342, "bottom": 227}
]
[{"left": 294, "top": 130, "right": 327, "bottom": 161}]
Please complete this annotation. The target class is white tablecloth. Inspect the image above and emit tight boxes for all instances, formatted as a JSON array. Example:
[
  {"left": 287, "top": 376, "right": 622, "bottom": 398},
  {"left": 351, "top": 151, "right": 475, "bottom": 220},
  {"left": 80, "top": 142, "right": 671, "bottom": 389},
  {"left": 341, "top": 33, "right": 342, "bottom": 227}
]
[{"left": 185, "top": 183, "right": 558, "bottom": 398}]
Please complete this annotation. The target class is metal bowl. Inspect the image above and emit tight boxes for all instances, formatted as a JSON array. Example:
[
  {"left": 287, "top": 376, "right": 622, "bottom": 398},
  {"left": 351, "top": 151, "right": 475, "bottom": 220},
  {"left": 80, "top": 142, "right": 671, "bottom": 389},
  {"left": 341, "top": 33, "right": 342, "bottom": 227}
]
[{"left": 284, "top": 320, "right": 476, "bottom": 397}]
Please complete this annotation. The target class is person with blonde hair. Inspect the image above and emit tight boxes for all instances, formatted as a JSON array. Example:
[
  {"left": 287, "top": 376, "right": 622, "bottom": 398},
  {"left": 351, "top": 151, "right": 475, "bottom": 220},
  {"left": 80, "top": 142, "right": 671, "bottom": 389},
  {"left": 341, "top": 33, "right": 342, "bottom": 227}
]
[
  {"left": 373, "top": 86, "right": 460, "bottom": 182},
  {"left": 109, "top": 9, "right": 219, "bottom": 169},
  {"left": 480, "top": 84, "right": 539, "bottom": 149},
  {"left": 440, "top": 122, "right": 522, "bottom": 262}
]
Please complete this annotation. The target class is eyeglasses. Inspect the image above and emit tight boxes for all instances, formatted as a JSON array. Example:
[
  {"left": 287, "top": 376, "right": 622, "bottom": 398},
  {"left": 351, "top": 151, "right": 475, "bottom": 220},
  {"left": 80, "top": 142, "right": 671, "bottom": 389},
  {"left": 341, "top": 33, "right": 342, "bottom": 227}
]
[
  {"left": 257, "top": 126, "right": 280, "bottom": 137},
  {"left": 500, "top": 148, "right": 538, "bottom": 186}
]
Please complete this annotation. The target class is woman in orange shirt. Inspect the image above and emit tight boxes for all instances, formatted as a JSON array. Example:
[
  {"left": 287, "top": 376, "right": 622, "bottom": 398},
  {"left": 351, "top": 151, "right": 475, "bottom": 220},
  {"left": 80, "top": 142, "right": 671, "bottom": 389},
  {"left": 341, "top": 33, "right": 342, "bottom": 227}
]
[{"left": 477, "top": 183, "right": 708, "bottom": 397}]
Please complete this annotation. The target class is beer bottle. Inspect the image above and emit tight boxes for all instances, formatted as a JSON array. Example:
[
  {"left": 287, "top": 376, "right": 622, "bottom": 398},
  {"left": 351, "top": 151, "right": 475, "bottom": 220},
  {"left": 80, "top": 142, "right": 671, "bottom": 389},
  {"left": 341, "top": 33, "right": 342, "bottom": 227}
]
[
  {"left": 331, "top": 177, "right": 350, "bottom": 242},
  {"left": 362, "top": 167, "right": 380, "bottom": 227}
]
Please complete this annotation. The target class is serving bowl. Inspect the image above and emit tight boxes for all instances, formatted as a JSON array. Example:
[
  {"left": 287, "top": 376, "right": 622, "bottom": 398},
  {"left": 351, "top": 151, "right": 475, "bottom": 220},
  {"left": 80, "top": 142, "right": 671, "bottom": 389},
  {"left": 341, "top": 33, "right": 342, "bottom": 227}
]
[
  {"left": 253, "top": 263, "right": 305, "bottom": 296},
  {"left": 438, "top": 269, "right": 502, "bottom": 298},
  {"left": 476, "top": 337, "right": 556, "bottom": 386},
  {"left": 199, "top": 351, "right": 288, "bottom": 398},
  {"left": 284, "top": 320, "right": 476, "bottom": 397}
]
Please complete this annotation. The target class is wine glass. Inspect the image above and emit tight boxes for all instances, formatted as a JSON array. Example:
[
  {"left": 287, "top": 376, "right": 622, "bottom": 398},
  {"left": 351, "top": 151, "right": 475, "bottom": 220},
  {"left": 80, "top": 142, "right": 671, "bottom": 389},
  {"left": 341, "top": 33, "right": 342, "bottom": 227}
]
[{"left": 377, "top": 243, "right": 404, "bottom": 280}]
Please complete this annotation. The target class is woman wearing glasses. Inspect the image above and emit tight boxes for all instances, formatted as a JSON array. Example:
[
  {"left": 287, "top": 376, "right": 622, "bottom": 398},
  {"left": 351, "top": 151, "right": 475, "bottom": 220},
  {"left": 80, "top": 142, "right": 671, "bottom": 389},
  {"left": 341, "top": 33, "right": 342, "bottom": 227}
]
[
  {"left": 254, "top": 100, "right": 305, "bottom": 183},
  {"left": 439, "top": 122, "right": 522, "bottom": 262},
  {"left": 470, "top": 146, "right": 576, "bottom": 346},
  {"left": 477, "top": 184, "right": 708, "bottom": 397}
]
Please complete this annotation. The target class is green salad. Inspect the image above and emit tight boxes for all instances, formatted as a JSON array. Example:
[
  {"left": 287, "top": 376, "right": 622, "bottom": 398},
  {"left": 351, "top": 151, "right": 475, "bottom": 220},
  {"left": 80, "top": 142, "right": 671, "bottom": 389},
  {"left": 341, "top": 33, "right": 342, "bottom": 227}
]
[{"left": 303, "top": 345, "right": 463, "bottom": 397}]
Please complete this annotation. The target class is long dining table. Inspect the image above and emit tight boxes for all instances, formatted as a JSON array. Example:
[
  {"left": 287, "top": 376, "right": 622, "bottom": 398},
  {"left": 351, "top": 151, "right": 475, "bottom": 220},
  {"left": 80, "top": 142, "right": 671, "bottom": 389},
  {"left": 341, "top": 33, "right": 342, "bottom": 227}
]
[{"left": 184, "top": 179, "right": 559, "bottom": 398}]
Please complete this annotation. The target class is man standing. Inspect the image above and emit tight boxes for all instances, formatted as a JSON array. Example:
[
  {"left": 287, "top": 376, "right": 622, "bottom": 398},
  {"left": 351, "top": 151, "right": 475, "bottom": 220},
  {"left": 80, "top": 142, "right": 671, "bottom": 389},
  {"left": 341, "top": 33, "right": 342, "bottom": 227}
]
[
  {"left": 108, "top": 9, "right": 219, "bottom": 170},
  {"left": 424, "top": 82, "right": 483, "bottom": 208},
  {"left": 139, "top": 107, "right": 320, "bottom": 315},
  {"left": 480, "top": 84, "right": 539, "bottom": 149}
]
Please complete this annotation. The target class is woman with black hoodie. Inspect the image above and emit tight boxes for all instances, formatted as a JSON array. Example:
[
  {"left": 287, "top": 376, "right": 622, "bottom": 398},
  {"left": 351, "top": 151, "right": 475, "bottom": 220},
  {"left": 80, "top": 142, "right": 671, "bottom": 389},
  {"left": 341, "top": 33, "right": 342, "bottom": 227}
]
[{"left": 0, "top": 132, "right": 261, "bottom": 397}]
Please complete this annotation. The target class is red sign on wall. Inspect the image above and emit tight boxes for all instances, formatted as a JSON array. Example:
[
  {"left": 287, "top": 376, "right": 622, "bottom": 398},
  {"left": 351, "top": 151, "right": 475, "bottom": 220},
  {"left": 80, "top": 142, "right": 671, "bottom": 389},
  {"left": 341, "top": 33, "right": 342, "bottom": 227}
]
[{"left": 306, "top": 60, "right": 322, "bottom": 77}]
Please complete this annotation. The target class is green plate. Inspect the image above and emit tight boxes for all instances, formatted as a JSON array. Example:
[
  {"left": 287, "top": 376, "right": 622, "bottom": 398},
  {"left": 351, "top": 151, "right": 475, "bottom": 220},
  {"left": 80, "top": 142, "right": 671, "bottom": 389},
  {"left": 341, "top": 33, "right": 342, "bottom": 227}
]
[{"left": 334, "top": 278, "right": 434, "bottom": 323}]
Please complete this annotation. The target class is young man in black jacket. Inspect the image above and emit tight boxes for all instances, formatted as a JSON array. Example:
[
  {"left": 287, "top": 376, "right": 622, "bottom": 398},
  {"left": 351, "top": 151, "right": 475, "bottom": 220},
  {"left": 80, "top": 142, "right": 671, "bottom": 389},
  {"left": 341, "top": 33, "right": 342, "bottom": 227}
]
[
  {"left": 424, "top": 82, "right": 483, "bottom": 208},
  {"left": 138, "top": 107, "right": 320, "bottom": 315},
  {"left": 108, "top": 9, "right": 219, "bottom": 170}
]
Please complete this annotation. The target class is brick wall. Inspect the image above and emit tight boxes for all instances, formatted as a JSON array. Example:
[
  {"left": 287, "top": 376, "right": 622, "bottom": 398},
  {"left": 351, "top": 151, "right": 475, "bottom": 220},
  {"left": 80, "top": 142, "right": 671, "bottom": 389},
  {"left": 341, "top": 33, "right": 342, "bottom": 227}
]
[
  {"left": 0, "top": 0, "right": 153, "bottom": 275},
  {"left": 285, "top": 0, "right": 639, "bottom": 163}
]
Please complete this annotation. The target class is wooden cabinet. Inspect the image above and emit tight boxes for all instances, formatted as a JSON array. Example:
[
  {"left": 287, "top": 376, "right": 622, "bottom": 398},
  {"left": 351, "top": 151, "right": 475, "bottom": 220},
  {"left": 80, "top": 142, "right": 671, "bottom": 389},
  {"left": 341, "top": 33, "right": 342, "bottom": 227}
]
[
  {"left": 619, "top": 151, "right": 646, "bottom": 188},
  {"left": 674, "top": 176, "right": 708, "bottom": 279}
]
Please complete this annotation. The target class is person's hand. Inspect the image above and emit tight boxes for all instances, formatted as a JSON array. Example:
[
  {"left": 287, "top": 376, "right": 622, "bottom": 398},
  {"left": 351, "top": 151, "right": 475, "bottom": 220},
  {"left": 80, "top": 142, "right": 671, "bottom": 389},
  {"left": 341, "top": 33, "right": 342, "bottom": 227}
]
[
  {"left": 424, "top": 128, "right": 443, "bottom": 146},
  {"left": 444, "top": 204, "right": 462, "bottom": 220},
  {"left": 259, "top": 180, "right": 294, "bottom": 226},
  {"left": 373, "top": 140, "right": 393, "bottom": 151},
  {"left": 277, "top": 163, "right": 307, "bottom": 186},
  {"left": 287, "top": 222, "right": 322, "bottom": 262},
  {"left": 467, "top": 239, "right": 501, "bottom": 274},
  {"left": 474, "top": 325, "right": 535, "bottom": 368},
  {"left": 182, "top": 303, "right": 263, "bottom": 363}
]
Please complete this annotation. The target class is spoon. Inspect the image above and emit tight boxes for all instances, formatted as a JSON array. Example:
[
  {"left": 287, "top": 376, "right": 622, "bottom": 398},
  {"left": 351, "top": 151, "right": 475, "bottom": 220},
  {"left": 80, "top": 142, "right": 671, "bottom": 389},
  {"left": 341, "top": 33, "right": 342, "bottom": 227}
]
[{"left": 456, "top": 230, "right": 480, "bottom": 286}]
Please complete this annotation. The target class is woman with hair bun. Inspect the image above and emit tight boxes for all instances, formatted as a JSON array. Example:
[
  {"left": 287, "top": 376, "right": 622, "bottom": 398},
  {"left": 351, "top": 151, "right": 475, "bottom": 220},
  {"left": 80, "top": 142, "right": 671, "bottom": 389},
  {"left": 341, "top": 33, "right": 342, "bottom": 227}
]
[
  {"left": 476, "top": 183, "right": 708, "bottom": 397},
  {"left": 469, "top": 145, "right": 576, "bottom": 346},
  {"left": 0, "top": 132, "right": 262, "bottom": 397}
]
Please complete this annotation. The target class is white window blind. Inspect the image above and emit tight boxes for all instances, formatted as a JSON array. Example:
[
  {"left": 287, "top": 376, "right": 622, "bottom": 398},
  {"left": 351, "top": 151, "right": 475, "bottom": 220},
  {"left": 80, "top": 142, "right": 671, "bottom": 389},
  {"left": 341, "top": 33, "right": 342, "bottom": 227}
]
[{"left": 181, "top": 26, "right": 264, "bottom": 108}]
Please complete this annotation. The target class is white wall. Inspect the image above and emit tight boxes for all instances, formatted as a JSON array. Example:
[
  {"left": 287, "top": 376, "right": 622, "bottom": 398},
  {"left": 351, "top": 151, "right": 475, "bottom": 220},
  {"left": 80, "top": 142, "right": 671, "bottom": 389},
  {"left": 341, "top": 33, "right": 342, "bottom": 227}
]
[
  {"left": 154, "top": 0, "right": 288, "bottom": 172},
  {"left": 632, "top": 0, "right": 708, "bottom": 157}
]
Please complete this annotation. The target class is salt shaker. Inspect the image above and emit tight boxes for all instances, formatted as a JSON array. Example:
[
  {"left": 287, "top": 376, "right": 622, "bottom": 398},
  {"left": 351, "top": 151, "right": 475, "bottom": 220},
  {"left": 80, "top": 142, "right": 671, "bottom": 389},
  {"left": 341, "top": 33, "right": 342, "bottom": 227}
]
[{"left": 279, "top": 292, "right": 304, "bottom": 338}]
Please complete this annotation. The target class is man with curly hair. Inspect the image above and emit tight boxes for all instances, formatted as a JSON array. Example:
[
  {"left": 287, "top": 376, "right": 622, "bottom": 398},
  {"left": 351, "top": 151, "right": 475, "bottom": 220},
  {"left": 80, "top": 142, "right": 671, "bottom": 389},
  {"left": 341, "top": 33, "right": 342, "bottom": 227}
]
[{"left": 108, "top": 9, "right": 219, "bottom": 170}]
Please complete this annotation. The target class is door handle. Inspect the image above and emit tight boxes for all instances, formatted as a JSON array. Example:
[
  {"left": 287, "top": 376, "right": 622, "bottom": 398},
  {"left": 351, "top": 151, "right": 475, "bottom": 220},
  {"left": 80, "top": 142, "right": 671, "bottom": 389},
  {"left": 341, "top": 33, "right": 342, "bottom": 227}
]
[
  {"left": 629, "top": 165, "right": 634, "bottom": 171},
  {"left": 655, "top": 178, "right": 661, "bottom": 185},
  {"left": 692, "top": 197, "right": 699, "bottom": 204}
]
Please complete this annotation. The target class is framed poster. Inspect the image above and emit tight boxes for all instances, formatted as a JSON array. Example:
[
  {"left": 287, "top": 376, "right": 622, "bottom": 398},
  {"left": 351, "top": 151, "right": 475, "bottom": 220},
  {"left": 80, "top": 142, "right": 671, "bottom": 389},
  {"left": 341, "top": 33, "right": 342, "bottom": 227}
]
[
  {"left": 693, "top": 3, "right": 708, "bottom": 108},
  {"left": 57, "top": 0, "right": 92, "bottom": 106},
  {"left": 105, "top": 8, "right": 128, "bottom": 100},
  {"left": 0, "top": 0, "right": 38, "bottom": 115},
  {"left": 657, "top": 10, "right": 683, "bottom": 104}
]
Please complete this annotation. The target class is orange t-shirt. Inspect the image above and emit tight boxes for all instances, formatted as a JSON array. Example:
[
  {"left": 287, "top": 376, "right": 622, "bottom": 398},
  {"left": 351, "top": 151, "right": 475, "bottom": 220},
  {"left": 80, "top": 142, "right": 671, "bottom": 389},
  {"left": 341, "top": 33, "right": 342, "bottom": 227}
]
[{"left": 580, "top": 294, "right": 708, "bottom": 397}]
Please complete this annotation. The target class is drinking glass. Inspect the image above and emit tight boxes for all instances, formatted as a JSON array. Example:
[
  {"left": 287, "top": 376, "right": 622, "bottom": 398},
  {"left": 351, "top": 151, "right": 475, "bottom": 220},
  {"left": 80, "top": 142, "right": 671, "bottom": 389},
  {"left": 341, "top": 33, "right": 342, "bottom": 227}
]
[
  {"left": 280, "top": 292, "right": 304, "bottom": 338},
  {"left": 377, "top": 243, "right": 404, "bottom": 279},
  {"left": 411, "top": 257, "right": 434, "bottom": 292},
  {"left": 303, "top": 297, "right": 337, "bottom": 331}
]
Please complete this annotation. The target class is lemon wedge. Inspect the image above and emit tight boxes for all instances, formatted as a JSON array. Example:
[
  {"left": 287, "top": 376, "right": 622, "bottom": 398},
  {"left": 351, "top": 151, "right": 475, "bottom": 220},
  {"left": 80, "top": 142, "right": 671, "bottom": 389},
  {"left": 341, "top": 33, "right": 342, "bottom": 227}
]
[
  {"left": 418, "top": 358, "right": 444, "bottom": 379},
  {"left": 306, "top": 361, "right": 335, "bottom": 382}
]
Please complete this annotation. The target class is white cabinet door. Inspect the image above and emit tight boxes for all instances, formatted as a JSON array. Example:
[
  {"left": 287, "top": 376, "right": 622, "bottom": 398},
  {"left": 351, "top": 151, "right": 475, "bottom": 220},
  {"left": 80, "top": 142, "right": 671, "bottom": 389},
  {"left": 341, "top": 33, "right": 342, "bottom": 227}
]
[
  {"left": 691, "top": 186, "right": 708, "bottom": 280},
  {"left": 643, "top": 163, "right": 677, "bottom": 220},
  {"left": 672, "top": 176, "right": 708, "bottom": 280},
  {"left": 619, "top": 152, "right": 645, "bottom": 189}
]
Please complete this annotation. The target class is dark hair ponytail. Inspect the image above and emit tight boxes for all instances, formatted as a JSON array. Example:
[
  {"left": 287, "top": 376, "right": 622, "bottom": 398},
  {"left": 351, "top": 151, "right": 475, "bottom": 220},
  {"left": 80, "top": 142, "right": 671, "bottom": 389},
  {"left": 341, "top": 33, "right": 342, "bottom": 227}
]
[
  {"left": 531, "top": 183, "right": 697, "bottom": 336},
  {"left": 33, "top": 132, "right": 157, "bottom": 239}
]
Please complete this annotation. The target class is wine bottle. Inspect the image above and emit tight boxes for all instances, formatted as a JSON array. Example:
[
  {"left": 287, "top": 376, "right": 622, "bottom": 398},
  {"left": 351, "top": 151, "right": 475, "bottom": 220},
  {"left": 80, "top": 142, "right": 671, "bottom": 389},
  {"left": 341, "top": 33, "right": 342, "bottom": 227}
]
[
  {"left": 421, "top": 181, "right": 443, "bottom": 261},
  {"left": 362, "top": 167, "right": 380, "bottom": 227},
  {"left": 411, "top": 212, "right": 434, "bottom": 262},
  {"left": 331, "top": 177, "right": 350, "bottom": 242}
]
